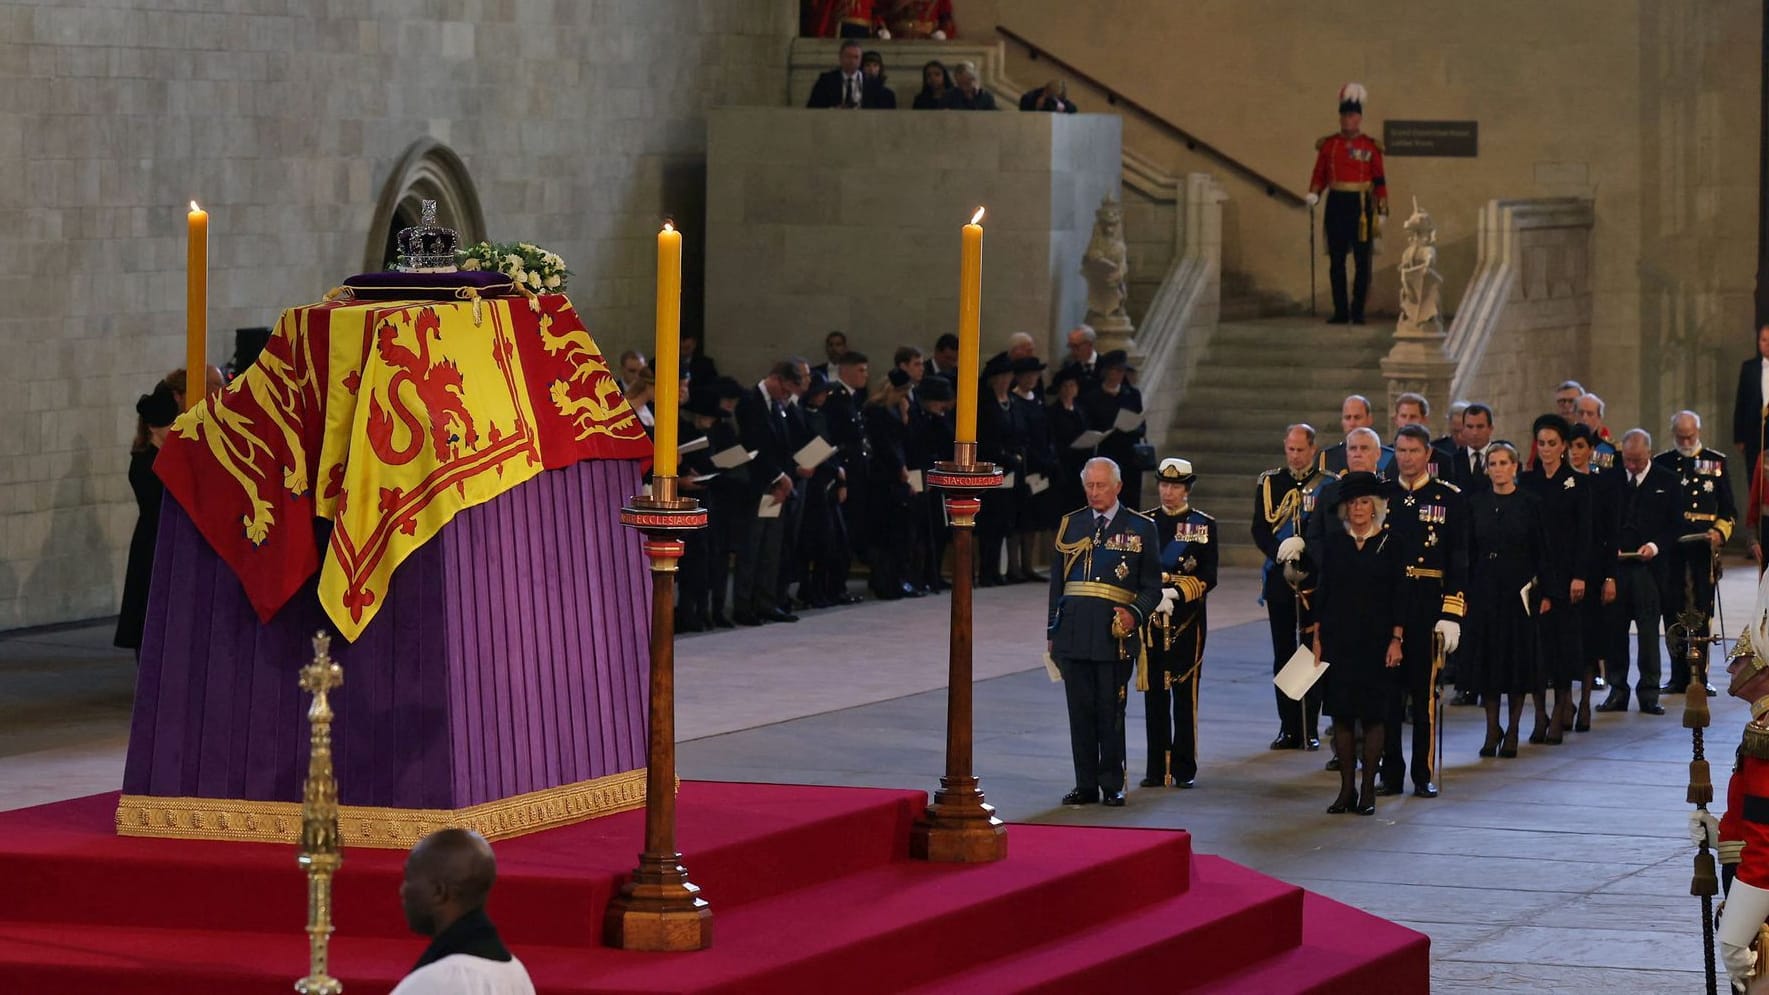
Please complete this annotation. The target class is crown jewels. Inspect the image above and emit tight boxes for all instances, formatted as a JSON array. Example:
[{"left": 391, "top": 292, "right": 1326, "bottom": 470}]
[{"left": 395, "top": 200, "right": 459, "bottom": 273}]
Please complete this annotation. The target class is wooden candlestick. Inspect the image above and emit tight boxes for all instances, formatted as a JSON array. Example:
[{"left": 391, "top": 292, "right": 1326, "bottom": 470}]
[
  {"left": 910, "top": 440, "right": 1007, "bottom": 863},
  {"left": 604, "top": 476, "right": 712, "bottom": 951}
]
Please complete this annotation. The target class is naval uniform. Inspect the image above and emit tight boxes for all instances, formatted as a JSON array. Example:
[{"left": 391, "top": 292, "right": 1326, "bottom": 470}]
[
  {"left": 1048, "top": 503, "right": 1164, "bottom": 800},
  {"left": 1652, "top": 445, "right": 1737, "bottom": 690},
  {"left": 1141, "top": 503, "right": 1217, "bottom": 786},
  {"left": 1251, "top": 464, "right": 1331, "bottom": 744},
  {"left": 1378, "top": 473, "right": 1468, "bottom": 792}
]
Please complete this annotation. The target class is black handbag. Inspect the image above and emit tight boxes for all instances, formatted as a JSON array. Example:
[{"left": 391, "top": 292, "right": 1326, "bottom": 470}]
[{"left": 1131, "top": 442, "right": 1158, "bottom": 472}]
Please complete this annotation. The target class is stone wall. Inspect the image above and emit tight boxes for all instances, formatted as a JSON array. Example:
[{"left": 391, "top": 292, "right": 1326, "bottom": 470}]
[
  {"left": 0, "top": 0, "right": 794, "bottom": 630},
  {"left": 704, "top": 107, "right": 1121, "bottom": 378},
  {"left": 955, "top": 0, "right": 1759, "bottom": 429},
  {"left": 1451, "top": 200, "right": 1595, "bottom": 438}
]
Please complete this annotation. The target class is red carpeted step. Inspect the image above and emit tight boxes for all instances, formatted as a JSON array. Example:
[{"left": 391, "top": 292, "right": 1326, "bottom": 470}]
[
  {"left": 1193, "top": 892, "right": 1431, "bottom": 994},
  {"left": 0, "top": 782, "right": 924, "bottom": 948},
  {"left": 0, "top": 824, "right": 1194, "bottom": 995},
  {"left": 576, "top": 823, "right": 1194, "bottom": 994},
  {"left": 899, "top": 855, "right": 1305, "bottom": 995}
]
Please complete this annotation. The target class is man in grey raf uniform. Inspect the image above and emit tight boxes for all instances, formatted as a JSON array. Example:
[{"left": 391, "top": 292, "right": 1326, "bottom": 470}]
[
  {"left": 1140, "top": 457, "right": 1217, "bottom": 790},
  {"left": 1049, "top": 456, "right": 1165, "bottom": 807}
]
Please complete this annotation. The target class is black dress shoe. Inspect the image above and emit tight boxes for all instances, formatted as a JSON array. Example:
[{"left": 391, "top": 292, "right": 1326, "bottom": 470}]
[
  {"left": 1061, "top": 789, "right": 1098, "bottom": 806},
  {"left": 761, "top": 609, "right": 799, "bottom": 623},
  {"left": 1376, "top": 781, "right": 1404, "bottom": 797},
  {"left": 1326, "top": 314, "right": 1350, "bottom": 325},
  {"left": 1350, "top": 316, "right": 1367, "bottom": 326},
  {"left": 1304, "top": 737, "right": 1322, "bottom": 752},
  {"left": 1640, "top": 703, "right": 1666, "bottom": 715},
  {"left": 1451, "top": 690, "right": 1480, "bottom": 707},
  {"left": 1176, "top": 778, "right": 1196, "bottom": 789},
  {"left": 1413, "top": 783, "right": 1439, "bottom": 799},
  {"left": 710, "top": 612, "right": 735, "bottom": 629},
  {"left": 1594, "top": 698, "right": 1628, "bottom": 713},
  {"left": 1022, "top": 571, "right": 1047, "bottom": 583},
  {"left": 1102, "top": 791, "right": 1127, "bottom": 807},
  {"left": 871, "top": 586, "right": 903, "bottom": 601},
  {"left": 900, "top": 583, "right": 926, "bottom": 598},
  {"left": 1704, "top": 683, "right": 1718, "bottom": 697},
  {"left": 676, "top": 615, "right": 706, "bottom": 633},
  {"left": 1660, "top": 682, "right": 1688, "bottom": 694},
  {"left": 1269, "top": 733, "right": 1300, "bottom": 750},
  {"left": 1325, "top": 755, "right": 1342, "bottom": 772},
  {"left": 1138, "top": 776, "right": 1162, "bottom": 788},
  {"left": 978, "top": 575, "right": 1003, "bottom": 588},
  {"left": 732, "top": 613, "right": 762, "bottom": 627},
  {"left": 836, "top": 594, "right": 864, "bottom": 606}
]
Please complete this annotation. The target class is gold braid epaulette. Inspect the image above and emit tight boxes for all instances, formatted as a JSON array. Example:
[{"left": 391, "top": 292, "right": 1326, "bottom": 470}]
[{"left": 1743, "top": 723, "right": 1769, "bottom": 760}]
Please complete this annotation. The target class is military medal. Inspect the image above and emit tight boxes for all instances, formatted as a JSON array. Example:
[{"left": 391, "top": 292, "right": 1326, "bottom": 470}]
[{"left": 1114, "top": 561, "right": 1130, "bottom": 581}]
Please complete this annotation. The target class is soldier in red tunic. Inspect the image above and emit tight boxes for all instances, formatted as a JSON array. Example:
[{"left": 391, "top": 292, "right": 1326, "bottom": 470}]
[
  {"left": 1306, "top": 83, "right": 1388, "bottom": 325},
  {"left": 1706, "top": 615, "right": 1769, "bottom": 989},
  {"left": 886, "top": 0, "right": 956, "bottom": 39},
  {"left": 810, "top": 0, "right": 887, "bottom": 39}
]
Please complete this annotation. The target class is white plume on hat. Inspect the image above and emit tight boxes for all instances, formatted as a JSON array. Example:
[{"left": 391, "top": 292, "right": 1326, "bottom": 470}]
[{"left": 1338, "top": 82, "right": 1368, "bottom": 106}]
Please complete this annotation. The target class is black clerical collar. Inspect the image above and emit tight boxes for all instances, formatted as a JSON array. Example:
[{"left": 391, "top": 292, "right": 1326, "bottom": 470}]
[{"left": 412, "top": 908, "right": 512, "bottom": 971}]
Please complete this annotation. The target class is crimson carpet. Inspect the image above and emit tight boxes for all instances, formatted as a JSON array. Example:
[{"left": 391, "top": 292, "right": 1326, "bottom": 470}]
[{"left": 0, "top": 782, "right": 1427, "bottom": 992}]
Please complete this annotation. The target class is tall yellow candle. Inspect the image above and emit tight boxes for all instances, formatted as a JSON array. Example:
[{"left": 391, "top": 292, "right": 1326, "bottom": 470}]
[
  {"left": 653, "top": 222, "right": 682, "bottom": 477},
  {"left": 186, "top": 201, "right": 208, "bottom": 412},
  {"left": 955, "top": 207, "right": 985, "bottom": 443}
]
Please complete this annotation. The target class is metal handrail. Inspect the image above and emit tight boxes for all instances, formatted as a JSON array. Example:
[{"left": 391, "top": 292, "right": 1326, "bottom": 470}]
[{"left": 995, "top": 25, "right": 1307, "bottom": 207}]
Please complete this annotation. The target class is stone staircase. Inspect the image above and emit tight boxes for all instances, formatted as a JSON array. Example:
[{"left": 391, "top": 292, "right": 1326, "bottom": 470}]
[{"left": 1158, "top": 317, "right": 1392, "bottom": 566}]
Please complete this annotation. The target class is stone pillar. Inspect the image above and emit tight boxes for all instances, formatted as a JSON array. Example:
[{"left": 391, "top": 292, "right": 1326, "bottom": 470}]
[{"left": 1380, "top": 325, "right": 1457, "bottom": 428}]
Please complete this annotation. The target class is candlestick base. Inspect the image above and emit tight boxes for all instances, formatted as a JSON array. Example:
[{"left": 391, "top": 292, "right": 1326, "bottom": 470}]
[
  {"left": 909, "top": 775, "right": 1008, "bottom": 863},
  {"left": 602, "top": 853, "right": 713, "bottom": 951}
]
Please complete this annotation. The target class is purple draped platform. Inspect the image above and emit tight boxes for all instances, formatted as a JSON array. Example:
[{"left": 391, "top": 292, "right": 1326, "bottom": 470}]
[{"left": 123, "top": 459, "right": 650, "bottom": 810}]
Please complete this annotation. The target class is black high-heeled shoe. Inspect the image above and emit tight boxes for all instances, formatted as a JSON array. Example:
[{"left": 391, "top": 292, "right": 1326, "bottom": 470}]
[
  {"left": 1479, "top": 735, "right": 1500, "bottom": 758},
  {"left": 1528, "top": 728, "right": 1547, "bottom": 745},
  {"left": 1355, "top": 788, "right": 1376, "bottom": 816},
  {"left": 1327, "top": 791, "right": 1356, "bottom": 814}
]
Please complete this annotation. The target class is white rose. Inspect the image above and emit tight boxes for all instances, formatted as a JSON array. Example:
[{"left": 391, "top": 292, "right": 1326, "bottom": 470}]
[
  {"left": 504, "top": 253, "right": 523, "bottom": 269},
  {"left": 545, "top": 274, "right": 560, "bottom": 289},
  {"left": 528, "top": 271, "right": 541, "bottom": 289}
]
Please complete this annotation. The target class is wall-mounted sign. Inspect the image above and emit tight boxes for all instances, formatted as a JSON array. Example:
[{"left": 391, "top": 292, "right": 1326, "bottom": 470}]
[{"left": 1383, "top": 121, "right": 1479, "bottom": 157}]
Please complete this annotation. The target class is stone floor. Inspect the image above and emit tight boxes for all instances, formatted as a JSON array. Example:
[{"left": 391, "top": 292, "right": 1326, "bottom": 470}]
[{"left": 3, "top": 562, "right": 1761, "bottom": 992}]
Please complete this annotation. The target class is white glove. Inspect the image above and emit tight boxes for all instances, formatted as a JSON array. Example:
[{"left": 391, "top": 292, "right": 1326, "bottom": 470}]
[
  {"left": 1433, "top": 619, "right": 1461, "bottom": 655},
  {"left": 932, "top": 29, "right": 947, "bottom": 39},
  {"left": 1719, "top": 880, "right": 1769, "bottom": 985},
  {"left": 1156, "top": 588, "right": 1178, "bottom": 617},
  {"left": 1304, "top": 192, "right": 1320, "bottom": 207},
  {"left": 877, "top": 27, "right": 891, "bottom": 39},
  {"left": 1691, "top": 810, "right": 1721, "bottom": 849},
  {"left": 1277, "top": 536, "right": 1305, "bottom": 563}
]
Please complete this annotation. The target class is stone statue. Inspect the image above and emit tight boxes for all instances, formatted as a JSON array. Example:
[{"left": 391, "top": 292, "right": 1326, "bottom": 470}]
[
  {"left": 1396, "top": 197, "right": 1442, "bottom": 336},
  {"left": 1082, "top": 196, "right": 1134, "bottom": 349}
]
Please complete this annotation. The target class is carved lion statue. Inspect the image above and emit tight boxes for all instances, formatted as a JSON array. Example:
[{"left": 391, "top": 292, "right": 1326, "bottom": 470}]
[{"left": 1082, "top": 197, "right": 1129, "bottom": 320}]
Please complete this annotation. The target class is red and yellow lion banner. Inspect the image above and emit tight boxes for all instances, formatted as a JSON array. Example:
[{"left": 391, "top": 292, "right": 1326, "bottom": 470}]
[{"left": 155, "top": 294, "right": 651, "bottom": 641}]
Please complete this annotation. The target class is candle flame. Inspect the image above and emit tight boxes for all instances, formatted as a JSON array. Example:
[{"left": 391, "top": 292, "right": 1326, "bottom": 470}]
[
  {"left": 662, "top": 220, "right": 675, "bottom": 233},
  {"left": 971, "top": 207, "right": 985, "bottom": 225},
  {"left": 190, "top": 200, "right": 201, "bottom": 212}
]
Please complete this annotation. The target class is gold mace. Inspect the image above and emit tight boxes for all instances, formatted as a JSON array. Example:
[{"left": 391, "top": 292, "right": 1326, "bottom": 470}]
[{"left": 295, "top": 631, "right": 345, "bottom": 995}]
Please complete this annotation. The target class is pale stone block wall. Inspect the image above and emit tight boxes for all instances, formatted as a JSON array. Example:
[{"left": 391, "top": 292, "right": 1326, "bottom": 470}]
[
  {"left": 1457, "top": 220, "right": 1595, "bottom": 439},
  {"left": 0, "top": 0, "right": 794, "bottom": 630},
  {"left": 955, "top": 0, "right": 1758, "bottom": 431},
  {"left": 704, "top": 108, "right": 1121, "bottom": 378}
]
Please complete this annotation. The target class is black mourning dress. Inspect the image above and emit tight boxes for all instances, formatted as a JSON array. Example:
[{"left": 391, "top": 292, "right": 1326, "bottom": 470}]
[
  {"left": 114, "top": 445, "right": 163, "bottom": 651},
  {"left": 1314, "top": 524, "right": 1402, "bottom": 723},
  {"left": 1465, "top": 487, "right": 1550, "bottom": 697}
]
